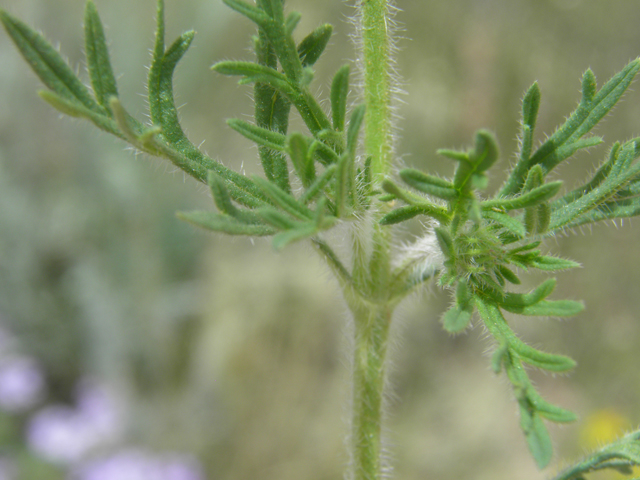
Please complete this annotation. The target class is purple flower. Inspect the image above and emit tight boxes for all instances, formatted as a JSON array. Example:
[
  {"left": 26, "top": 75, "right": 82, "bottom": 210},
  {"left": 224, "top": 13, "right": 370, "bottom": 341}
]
[
  {"left": 0, "top": 356, "right": 45, "bottom": 413},
  {"left": 27, "top": 405, "right": 91, "bottom": 463},
  {"left": 162, "top": 455, "right": 205, "bottom": 480},
  {"left": 71, "top": 450, "right": 205, "bottom": 480},
  {"left": 26, "top": 380, "right": 123, "bottom": 464},
  {"left": 73, "top": 450, "right": 158, "bottom": 480},
  {"left": 75, "top": 380, "right": 123, "bottom": 441}
]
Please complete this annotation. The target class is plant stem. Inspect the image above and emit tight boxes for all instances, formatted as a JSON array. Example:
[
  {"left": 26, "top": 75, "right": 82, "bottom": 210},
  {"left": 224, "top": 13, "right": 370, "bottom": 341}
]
[
  {"left": 346, "top": 2, "right": 397, "bottom": 479},
  {"left": 348, "top": 293, "right": 393, "bottom": 480},
  {"left": 359, "top": 0, "right": 395, "bottom": 182},
  {"left": 347, "top": 225, "right": 396, "bottom": 480}
]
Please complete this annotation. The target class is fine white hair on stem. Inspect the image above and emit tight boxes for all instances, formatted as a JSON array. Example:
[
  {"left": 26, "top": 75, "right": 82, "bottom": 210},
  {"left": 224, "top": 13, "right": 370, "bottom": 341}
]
[
  {"left": 393, "top": 225, "right": 445, "bottom": 285},
  {"left": 349, "top": 0, "right": 405, "bottom": 170}
]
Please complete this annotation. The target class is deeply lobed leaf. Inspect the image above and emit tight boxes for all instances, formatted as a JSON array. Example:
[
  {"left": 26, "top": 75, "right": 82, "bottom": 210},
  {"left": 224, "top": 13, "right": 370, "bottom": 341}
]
[{"left": 502, "top": 58, "right": 640, "bottom": 196}]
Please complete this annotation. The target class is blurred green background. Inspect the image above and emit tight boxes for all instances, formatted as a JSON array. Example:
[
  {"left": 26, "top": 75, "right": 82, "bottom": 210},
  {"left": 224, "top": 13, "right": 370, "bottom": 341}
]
[{"left": 0, "top": 0, "right": 639, "bottom": 479}]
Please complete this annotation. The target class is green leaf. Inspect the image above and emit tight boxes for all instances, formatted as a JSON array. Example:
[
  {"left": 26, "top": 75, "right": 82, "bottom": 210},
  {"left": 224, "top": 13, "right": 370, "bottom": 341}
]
[
  {"left": 335, "top": 152, "right": 354, "bottom": 217},
  {"left": 315, "top": 129, "right": 344, "bottom": 156},
  {"left": 208, "top": 172, "right": 246, "bottom": 213},
  {"left": 264, "top": 0, "right": 285, "bottom": 25},
  {"left": 523, "top": 165, "right": 544, "bottom": 191},
  {"left": 147, "top": 0, "right": 202, "bottom": 153},
  {"left": 149, "top": 29, "right": 195, "bottom": 138},
  {"left": 250, "top": 28, "right": 294, "bottom": 194},
  {"left": 455, "top": 279, "right": 472, "bottom": 305},
  {"left": 434, "top": 227, "right": 454, "bottom": 259},
  {"left": 484, "top": 181, "right": 562, "bottom": 211},
  {"left": 223, "top": 0, "right": 270, "bottom": 27},
  {"left": 532, "top": 392, "right": 578, "bottom": 423},
  {"left": 379, "top": 205, "right": 439, "bottom": 225},
  {"left": 355, "top": 156, "right": 373, "bottom": 208},
  {"left": 382, "top": 179, "right": 425, "bottom": 205},
  {"left": 177, "top": 211, "right": 275, "bottom": 236},
  {"left": 556, "top": 143, "right": 621, "bottom": 208},
  {"left": 207, "top": 172, "right": 271, "bottom": 227},
  {"left": 255, "top": 207, "right": 298, "bottom": 230},
  {"left": 208, "top": 172, "right": 237, "bottom": 215},
  {"left": 519, "top": 125, "right": 534, "bottom": 165},
  {"left": 0, "top": 9, "right": 101, "bottom": 113},
  {"left": 552, "top": 430, "right": 640, "bottom": 480},
  {"left": 300, "top": 164, "right": 337, "bottom": 205},
  {"left": 2, "top": 0, "right": 273, "bottom": 208},
  {"left": 37, "top": 89, "right": 122, "bottom": 137},
  {"left": 245, "top": 0, "right": 302, "bottom": 85},
  {"left": 285, "top": 11, "right": 301, "bottom": 35},
  {"left": 109, "top": 97, "right": 152, "bottom": 145},
  {"left": 509, "top": 241, "right": 542, "bottom": 254},
  {"left": 288, "top": 133, "right": 316, "bottom": 187},
  {"left": 399, "top": 169, "right": 457, "bottom": 200},
  {"left": 139, "top": 2, "right": 258, "bottom": 189},
  {"left": 272, "top": 226, "right": 315, "bottom": 250},
  {"left": 502, "top": 299, "right": 584, "bottom": 317},
  {"left": 513, "top": 340, "right": 576, "bottom": 372},
  {"left": 521, "top": 409, "right": 554, "bottom": 469},
  {"left": 516, "top": 83, "right": 541, "bottom": 178},
  {"left": 549, "top": 136, "right": 603, "bottom": 171},
  {"left": 151, "top": 0, "right": 166, "bottom": 60},
  {"left": 549, "top": 58, "right": 639, "bottom": 156},
  {"left": 442, "top": 282, "right": 474, "bottom": 333},
  {"left": 298, "top": 24, "right": 332, "bottom": 67},
  {"left": 471, "top": 173, "right": 489, "bottom": 190},
  {"left": 212, "top": 61, "right": 294, "bottom": 94},
  {"left": 332, "top": 105, "right": 365, "bottom": 217},
  {"left": 331, "top": 65, "right": 350, "bottom": 132},
  {"left": 84, "top": 0, "right": 118, "bottom": 109},
  {"left": 227, "top": 119, "right": 287, "bottom": 151},
  {"left": 502, "top": 58, "right": 640, "bottom": 196},
  {"left": 500, "top": 279, "right": 556, "bottom": 308},
  {"left": 442, "top": 306, "right": 473, "bottom": 333},
  {"left": 497, "top": 265, "right": 521, "bottom": 285},
  {"left": 550, "top": 141, "right": 640, "bottom": 230},
  {"left": 564, "top": 199, "right": 640, "bottom": 227},
  {"left": 581, "top": 68, "right": 597, "bottom": 104},
  {"left": 347, "top": 104, "right": 366, "bottom": 158},
  {"left": 491, "top": 343, "right": 508, "bottom": 374},
  {"left": 525, "top": 202, "right": 551, "bottom": 235},
  {"left": 252, "top": 176, "right": 313, "bottom": 221},
  {"left": 522, "top": 81, "right": 541, "bottom": 131},
  {"left": 36, "top": 90, "right": 87, "bottom": 118},
  {"left": 380, "top": 181, "right": 452, "bottom": 224},
  {"left": 471, "top": 129, "right": 500, "bottom": 172},
  {"left": 530, "top": 255, "right": 581, "bottom": 271},
  {"left": 482, "top": 209, "right": 526, "bottom": 238},
  {"left": 250, "top": 22, "right": 293, "bottom": 177},
  {"left": 499, "top": 344, "right": 576, "bottom": 469},
  {"left": 451, "top": 130, "right": 499, "bottom": 191},
  {"left": 437, "top": 149, "right": 469, "bottom": 163},
  {"left": 476, "top": 297, "right": 576, "bottom": 372},
  {"left": 313, "top": 197, "right": 337, "bottom": 229}
]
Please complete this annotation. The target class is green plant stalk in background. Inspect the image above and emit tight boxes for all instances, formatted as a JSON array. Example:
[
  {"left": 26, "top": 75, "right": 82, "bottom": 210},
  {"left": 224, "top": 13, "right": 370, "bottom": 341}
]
[{"left": 3, "top": 0, "right": 640, "bottom": 479}]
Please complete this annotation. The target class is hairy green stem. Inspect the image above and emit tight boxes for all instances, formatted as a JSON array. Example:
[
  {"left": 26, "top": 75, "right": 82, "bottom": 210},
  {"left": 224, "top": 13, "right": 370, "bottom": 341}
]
[
  {"left": 359, "top": 0, "right": 395, "bottom": 182},
  {"left": 349, "top": 296, "right": 393, "bottom": 480},
  {"left": 347, "top": 3, "right": 397, "bottom": 478},
  {"left": 347, "top": 221, "right": 395, "bottom": 480}
]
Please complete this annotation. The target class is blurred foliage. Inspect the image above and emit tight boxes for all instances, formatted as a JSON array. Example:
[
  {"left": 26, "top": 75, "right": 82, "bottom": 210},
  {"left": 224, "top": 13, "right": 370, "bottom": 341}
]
[{"left": 0, "top": 0, "right": 639, "bottom": 479}]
